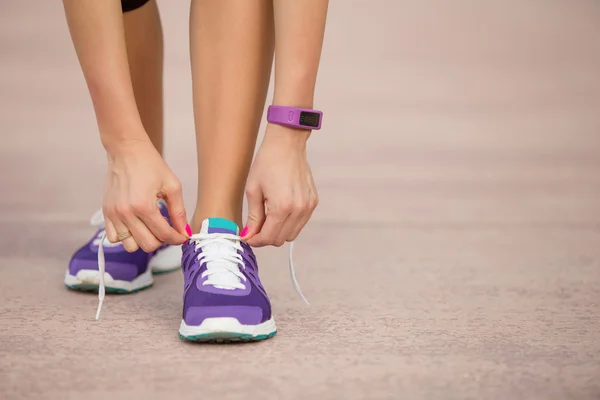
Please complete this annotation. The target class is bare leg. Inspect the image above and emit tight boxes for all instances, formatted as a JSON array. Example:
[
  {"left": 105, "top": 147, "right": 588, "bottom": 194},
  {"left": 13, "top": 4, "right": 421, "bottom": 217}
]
[
  {"left": 62, "top": 0, "right": 187, "bottom": 253},
  {"left": 123, "top": 0, "right": 164, "bottom": 154},
  {"left": 189, "top": 0, "right": 274, "bottom": 231}
]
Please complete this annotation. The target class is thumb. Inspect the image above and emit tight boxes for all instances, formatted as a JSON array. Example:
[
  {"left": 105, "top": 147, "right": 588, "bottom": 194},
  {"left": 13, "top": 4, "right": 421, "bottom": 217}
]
[
  {"left": 162, "top": 181, "right": 189, "bottom": 238},
  {"left": 242, "top": 186, "right": 266, "bottom": 239}
]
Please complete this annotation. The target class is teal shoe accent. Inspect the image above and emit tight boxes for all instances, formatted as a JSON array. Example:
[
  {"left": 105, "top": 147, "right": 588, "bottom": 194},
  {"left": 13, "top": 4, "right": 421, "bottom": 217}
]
[
  {"left": 151, "top": 266, "right": 181, "bottom": 275},
  {"left": 207, "top": 217, "right": 239, "bottom": 234},
  {"left": 65, "top": 283, "right": 153, "bottom": 294},
  {"left": 179, "top": 330, "right": 277, "bottom": 343}
]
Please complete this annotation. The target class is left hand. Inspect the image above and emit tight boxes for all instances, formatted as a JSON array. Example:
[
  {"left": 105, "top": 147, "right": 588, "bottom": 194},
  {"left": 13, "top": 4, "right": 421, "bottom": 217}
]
[{"left": 241, "top": 124, "right": 319, "bottom": 247}]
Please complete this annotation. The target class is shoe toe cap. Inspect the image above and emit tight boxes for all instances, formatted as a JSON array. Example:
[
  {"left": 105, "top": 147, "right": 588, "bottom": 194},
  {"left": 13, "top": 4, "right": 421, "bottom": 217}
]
[{"left": 184, "top": 305, "right": 264, "bottom": 326}]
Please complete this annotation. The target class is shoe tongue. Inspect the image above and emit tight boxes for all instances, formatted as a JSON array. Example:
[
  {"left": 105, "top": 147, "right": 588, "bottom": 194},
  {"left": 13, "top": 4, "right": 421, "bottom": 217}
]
[{"left": 200, "top": 218, "right": 239, "bottom": 235}]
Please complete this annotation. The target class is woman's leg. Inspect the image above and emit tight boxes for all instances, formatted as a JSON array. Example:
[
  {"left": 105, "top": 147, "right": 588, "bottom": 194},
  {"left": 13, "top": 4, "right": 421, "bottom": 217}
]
[
  {"left": 189, "top": 0, "right": 274, "bottom": 231},
  {"left": 123, "top": 0, "right": 164, "bottom": 154},
  {"left": 65, "top": 0, "right": 184, "bottom": 297}
]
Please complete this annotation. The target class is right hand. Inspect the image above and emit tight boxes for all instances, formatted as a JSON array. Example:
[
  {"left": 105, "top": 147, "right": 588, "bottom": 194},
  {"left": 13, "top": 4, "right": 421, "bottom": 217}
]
[{"left": 102, "top": 139, "right": 189, "bottom": 253}]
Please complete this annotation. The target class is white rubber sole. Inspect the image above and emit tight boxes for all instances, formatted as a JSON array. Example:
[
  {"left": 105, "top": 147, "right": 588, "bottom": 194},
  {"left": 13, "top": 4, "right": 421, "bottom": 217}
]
[
  {"left": 179, "top": 316, "right": 277, "bottom": 342},
  {"left": 64, "top": 265, "right": 154, "bottom": 293},
  {"left": 149, "top": 245, "right": 182, "bottom": 274},
  {"left": 64, "top": 245, "right": 181, "bottom": 293}
]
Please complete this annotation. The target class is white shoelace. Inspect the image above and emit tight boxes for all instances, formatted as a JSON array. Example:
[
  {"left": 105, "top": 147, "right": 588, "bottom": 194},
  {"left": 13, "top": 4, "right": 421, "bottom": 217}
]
[
  {"left": 190, "top": 233, "right": 247, "bottom": 290},
  {"left": 95, "top": 232, "right": 308, "bottom": 320},
  {"left": 96, "top": 230, "right": 107, "bottom": 320},
  {"left": 89, "top": 210, "right": 110, "bottom": 321},
  {"left": 288, "top": 241, "right": 309, "bottom": 305}
]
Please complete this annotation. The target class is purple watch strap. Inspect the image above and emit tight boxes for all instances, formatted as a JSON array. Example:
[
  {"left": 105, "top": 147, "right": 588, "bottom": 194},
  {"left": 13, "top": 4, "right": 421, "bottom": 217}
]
[{"left": 267, "top": 105, "right": 323, "bottom": 130}]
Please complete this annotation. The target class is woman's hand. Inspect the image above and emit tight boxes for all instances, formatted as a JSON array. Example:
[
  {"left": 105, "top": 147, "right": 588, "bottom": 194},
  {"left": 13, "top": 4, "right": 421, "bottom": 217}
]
[
  {"left": 241, "top": 124, "right": 319, "bottom": 247},
  {"left": 103, "top": 139, "right": 189, "bottom": 252}
]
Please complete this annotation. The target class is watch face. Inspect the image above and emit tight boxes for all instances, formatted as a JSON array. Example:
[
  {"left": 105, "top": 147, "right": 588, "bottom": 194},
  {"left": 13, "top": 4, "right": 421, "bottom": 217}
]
[{"left": 299, "top": 111, "right": 321, "bottom": 128}]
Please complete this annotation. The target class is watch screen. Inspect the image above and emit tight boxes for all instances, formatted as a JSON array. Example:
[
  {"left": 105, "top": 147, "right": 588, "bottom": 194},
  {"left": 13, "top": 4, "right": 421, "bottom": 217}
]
[{"left": 299, "top": 111, "right": 320, "bottom": 128}]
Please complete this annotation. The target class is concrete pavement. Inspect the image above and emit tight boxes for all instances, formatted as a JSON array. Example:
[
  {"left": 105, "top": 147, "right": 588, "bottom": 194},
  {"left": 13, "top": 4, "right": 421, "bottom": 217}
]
[{"left": 1, "top": 1, "right": 599, "bottom": 398}]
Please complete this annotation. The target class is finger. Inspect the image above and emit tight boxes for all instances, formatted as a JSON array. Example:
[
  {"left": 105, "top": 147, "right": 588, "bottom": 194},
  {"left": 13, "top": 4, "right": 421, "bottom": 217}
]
[
  {"left": 139, "top": 205, "right": 187, "bottom": 246},
  {"left": 115, "top": 202, "right": 162, "bottom": 252},
  {"left": 278, "top": 208, "right": 307, "bottom": 244},
  {"left": 111, "top": 217, "right": 140, "bottom": 253},
  {"left": 285, "top": 208, "right": 314, "bottom": 242},
  {"left": 104, "top": 216, "right": 119, "bottom": 244},
  {"left": 246, "top": 209, "right": 290, "bottom": 247},
  {"left": 161, "top": 180, "right": 189, "bottom": 237},
  {"left": 241, "top": 184, "right": 266, "bottom": 240},
  {"left": 275, "top": 203, "right": 304, "bottom": 245},
  {"left": 285, "top": 195, "right": 319, "bottom": 242},
  {"left": 121, "top": 213, "right": 163, "bottom": 252}
]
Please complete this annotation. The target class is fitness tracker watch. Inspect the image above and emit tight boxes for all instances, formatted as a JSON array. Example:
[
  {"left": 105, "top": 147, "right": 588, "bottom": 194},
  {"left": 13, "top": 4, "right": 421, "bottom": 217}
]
[{"left": 267, "top": 105, "right": 323, "bottom": 130}]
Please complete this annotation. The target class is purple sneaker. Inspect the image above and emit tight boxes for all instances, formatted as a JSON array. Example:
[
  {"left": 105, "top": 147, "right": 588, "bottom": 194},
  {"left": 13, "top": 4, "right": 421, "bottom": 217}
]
[
  {"left": 178, "top": 217, "right": 277, "bottom": 342},
  {"left": 64, "top": 200, "right": 182, "bottom": 294}
]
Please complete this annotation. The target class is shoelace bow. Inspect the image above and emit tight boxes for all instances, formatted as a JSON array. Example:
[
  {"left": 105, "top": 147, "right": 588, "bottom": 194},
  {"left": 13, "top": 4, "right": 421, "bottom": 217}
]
[{"left": 95, "top": 231, "right": 308, "bottom": 320}]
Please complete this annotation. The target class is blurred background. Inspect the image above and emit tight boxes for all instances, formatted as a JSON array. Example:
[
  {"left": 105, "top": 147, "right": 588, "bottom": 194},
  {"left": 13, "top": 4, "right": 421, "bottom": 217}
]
[{"left": 1, "top": 0, "right": 599, "bottom": 399}]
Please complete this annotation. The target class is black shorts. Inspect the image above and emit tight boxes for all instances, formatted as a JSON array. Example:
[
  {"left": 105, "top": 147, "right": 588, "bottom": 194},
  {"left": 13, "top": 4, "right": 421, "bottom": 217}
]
[{"left": 122, "top": 0, "right": 151, "bottom": 13}]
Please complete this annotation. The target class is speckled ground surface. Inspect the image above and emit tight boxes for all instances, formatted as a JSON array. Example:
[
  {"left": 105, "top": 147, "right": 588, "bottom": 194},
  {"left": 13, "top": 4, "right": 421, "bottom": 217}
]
[{"left": 1, "top": 1, "right": 599, "bottom": 399}]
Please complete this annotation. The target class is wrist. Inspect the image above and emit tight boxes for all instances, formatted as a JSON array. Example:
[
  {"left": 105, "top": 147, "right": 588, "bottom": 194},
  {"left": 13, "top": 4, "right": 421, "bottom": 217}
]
[
  {"left": 101, "top": 128, "right": 151, "bottom": 159},
  {"left": 264, "top": 124, "right": 310, "bottom": 148},
  {"left": 272, "top": 92, "right": 315, "bottom": 110},
  {"left": 273, "top": 67, "right": 318, "bottom": 108},
  {"left": 94, "top": 108, "right": 148, "bottom": 155}
]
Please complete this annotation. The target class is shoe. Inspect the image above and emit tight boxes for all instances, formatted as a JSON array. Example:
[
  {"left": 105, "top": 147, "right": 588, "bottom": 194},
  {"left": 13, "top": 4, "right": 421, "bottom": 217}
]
[
  {"left": 64, "top": 200, "right": 182, "bottom": 294},
  {"left": 178, "top": 217, "right": 277, "bottom": 342}
]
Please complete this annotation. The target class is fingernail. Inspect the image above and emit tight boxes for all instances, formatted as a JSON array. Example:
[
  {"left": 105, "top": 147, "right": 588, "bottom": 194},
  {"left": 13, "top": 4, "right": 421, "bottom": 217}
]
[
  {"left": 185, "top": 224, "right": 192, "bottom": 236},
  {"left": 240, "top": 226, "right": 248, "bottom": 237}
]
